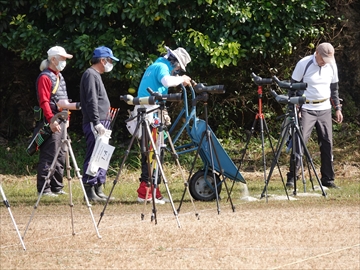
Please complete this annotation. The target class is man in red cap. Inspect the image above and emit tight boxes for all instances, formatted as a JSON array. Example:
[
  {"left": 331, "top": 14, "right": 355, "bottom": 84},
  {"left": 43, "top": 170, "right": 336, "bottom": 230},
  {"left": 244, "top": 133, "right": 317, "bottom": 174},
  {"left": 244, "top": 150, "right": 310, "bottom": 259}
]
[{"left": 286, "top": 42, "right": 343, "bottom": 189}]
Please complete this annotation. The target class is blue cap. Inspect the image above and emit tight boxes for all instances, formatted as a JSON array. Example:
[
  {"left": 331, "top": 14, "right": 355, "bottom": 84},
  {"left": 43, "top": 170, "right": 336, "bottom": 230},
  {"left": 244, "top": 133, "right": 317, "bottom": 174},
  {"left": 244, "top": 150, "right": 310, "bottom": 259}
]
[{"left": 93, "top": 46, "right": 119, "bottom": 61}]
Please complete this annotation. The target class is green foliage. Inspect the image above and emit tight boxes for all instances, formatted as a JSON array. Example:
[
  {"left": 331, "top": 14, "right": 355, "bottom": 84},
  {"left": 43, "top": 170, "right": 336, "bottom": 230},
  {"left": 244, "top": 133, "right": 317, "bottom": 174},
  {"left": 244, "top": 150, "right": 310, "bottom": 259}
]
[
  {"left": 1, "top": 0, "right": 329, "bottom": 76},
  {"left": 2, "top": 0, "right": 357, "bottom": 146}
]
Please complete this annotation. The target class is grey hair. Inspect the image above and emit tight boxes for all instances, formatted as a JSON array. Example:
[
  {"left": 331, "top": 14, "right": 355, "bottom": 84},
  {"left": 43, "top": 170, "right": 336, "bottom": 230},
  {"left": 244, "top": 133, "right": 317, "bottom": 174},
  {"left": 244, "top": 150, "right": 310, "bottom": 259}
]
[{"left": 39, "top": 59, "right": 50, "bottom": 71}]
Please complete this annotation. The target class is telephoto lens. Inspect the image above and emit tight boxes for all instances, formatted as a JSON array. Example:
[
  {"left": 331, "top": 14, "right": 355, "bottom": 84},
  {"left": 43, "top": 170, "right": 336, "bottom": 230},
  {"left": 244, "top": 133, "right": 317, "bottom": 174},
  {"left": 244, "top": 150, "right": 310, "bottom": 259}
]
[
  {"left": 193, "top": 83, "right": 225, "bottom": 94},
  {"left": 251, "top": 73, "right": 273, "bottom": 85}
]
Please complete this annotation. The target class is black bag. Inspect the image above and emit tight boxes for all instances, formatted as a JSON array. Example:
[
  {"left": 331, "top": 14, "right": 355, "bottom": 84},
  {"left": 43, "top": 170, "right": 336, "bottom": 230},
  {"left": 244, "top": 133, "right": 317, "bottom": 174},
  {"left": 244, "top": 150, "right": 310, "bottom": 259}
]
[{"left": 26, "top": 107, "right": 52, "bottom": 156}]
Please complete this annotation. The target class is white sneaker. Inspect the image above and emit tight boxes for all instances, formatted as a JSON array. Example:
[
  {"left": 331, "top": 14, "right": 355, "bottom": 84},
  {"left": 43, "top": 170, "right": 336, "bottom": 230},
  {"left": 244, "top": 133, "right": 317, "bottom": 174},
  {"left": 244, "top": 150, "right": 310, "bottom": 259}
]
[
  {"left": 38, "top": 192, "right": 58, "bottom": 197},
  {"left": 53, "top": 190, "right": 67, "bottom": 195},
  {"left": 157, "top": 197, "right": 170, "bottom": 203},
  {"left": 137, "top": 197, "right": 165, "bottom": 205}
]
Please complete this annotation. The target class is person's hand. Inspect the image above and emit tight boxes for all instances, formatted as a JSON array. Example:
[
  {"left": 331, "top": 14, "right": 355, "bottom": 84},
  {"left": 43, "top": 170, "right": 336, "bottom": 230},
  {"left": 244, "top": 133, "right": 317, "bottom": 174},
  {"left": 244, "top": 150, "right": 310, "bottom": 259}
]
[
  {"left": 182, "top": 75, "right": 192, "bottom": 86},
  {"left": 335, "top": 110, "right": 343, "bottom": 123},
  {"left": 95, "top": 123, "right": 106, "bottom": 135},
  {"left": 50, "top": 120, "right": 61, "bottom": 133},
  {"left": 162, "top": 110, "right": 171, "bottom": 126}
]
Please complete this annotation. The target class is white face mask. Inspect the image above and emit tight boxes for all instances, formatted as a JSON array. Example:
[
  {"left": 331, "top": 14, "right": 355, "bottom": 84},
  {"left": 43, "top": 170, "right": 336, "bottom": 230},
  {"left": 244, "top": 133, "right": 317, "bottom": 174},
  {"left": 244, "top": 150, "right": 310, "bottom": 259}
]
[
  {"left": 56, "top": 60, "right": 67, "bottom": 71},
  {"left": 104, "top": 61, "right": 113, "bottom": 72}
]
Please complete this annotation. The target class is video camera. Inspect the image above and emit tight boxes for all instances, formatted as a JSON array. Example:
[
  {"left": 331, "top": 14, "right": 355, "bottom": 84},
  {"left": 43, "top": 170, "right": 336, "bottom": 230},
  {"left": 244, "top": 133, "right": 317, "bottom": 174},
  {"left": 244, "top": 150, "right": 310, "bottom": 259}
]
[
  {"left": 192, "top": 81, "right": 225, "bottom": 94},
  {"left": 120, "top": 87, "right": 182, "bottom": 105}
]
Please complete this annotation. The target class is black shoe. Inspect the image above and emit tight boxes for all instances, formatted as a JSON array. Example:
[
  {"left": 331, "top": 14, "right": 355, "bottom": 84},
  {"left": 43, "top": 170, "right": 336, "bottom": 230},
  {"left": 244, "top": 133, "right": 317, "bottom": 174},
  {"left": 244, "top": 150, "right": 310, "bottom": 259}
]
[
  {"left": 84, "top": 184, "right": 106, "bottom": 202},
  {"left": 322, "top": 182, "right": 340, "bottom": 189},
  {"left": 286, "top": 181, "right": 294, "bottom": 188},
  {"left": 94, "top": 183, "right": 115, "bottom": 200}
]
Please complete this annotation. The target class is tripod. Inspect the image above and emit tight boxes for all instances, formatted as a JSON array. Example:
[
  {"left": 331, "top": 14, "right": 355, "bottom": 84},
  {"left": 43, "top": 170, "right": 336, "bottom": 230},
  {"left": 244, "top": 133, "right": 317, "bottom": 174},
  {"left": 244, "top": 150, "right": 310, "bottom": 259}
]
[
  {"left": 23, "top": 111, "right": 102, "bottom": 239},
  {"left": 98, "top": 104, "right": 186, "bottom": 227},
  {"left": 178, "top": 88, "right": 235, "bottom": 214},
  {"left": 260, "top": 88, "right": 327, "bottom": 198},
  {"left": 229, "top": 73, "right": 283, "bottom": 199},
  {"left": 0, "top": 182, "right": 26, "bottom": 250}
]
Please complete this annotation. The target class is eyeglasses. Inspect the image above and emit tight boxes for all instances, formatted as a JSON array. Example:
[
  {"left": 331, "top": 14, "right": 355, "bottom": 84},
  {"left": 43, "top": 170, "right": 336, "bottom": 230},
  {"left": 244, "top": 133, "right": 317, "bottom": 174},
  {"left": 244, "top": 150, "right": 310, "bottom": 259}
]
[{"left": 105, "top": 57, "right": 113, "bottom": 64}]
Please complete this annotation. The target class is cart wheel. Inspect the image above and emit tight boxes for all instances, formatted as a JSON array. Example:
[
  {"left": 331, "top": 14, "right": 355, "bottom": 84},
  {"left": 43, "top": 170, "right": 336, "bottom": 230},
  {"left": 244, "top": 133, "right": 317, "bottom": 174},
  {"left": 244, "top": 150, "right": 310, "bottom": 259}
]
[{"left": 189, "top": 170, "right": 222, "bottom": 201}]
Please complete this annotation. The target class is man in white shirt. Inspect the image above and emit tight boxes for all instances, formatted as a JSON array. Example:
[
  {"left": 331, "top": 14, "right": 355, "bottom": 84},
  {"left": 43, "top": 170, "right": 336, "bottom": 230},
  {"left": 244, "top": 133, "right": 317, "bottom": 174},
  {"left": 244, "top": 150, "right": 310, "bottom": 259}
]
[{"left": 286, "top": 42, "right": 343, "bottom": 189}]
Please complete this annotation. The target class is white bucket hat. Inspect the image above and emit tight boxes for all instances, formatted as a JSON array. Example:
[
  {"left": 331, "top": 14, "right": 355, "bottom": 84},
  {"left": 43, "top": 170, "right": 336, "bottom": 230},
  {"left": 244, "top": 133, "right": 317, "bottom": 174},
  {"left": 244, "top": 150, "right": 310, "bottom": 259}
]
[{"left": 164, "top": 46, "right": 191, "bottom": 71}]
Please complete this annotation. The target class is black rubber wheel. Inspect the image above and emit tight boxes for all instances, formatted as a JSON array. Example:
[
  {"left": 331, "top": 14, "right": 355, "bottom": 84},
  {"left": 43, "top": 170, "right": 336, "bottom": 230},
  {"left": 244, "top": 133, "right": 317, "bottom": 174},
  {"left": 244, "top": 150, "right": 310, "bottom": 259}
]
[{"left": 189, "top": 170, "right": 222, "bottom": 201}]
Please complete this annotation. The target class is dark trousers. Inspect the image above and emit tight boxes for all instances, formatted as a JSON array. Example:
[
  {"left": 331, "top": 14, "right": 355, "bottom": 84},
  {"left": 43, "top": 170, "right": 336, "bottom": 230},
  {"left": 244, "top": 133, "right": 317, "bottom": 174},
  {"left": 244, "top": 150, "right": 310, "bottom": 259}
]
[
  {"left": 82, "top": 122, "right": 107, "bottom": 186},
  {"left": 139, "top": 127, "right": 162, "bottom": 185},
  {"left": 37, "top": 122, "right": 65, "bottom": 193},
  {"left": 289, "top": 108, "right": 335, "bottom": 183}
]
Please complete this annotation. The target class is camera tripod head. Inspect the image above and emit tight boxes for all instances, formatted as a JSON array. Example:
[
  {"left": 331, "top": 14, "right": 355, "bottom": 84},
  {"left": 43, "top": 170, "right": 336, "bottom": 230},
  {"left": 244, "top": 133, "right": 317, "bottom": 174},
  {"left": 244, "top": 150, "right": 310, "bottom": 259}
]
[{"left": 50, "top": 111, "right": 69, "bottom": 124}]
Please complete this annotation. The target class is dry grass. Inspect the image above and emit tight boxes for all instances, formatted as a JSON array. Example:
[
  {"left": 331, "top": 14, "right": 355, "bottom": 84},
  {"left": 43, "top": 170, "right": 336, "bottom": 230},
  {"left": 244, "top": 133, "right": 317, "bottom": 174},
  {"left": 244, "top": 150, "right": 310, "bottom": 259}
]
[{"left": 1, "top": 163, "right": 359, "bottom": 270}]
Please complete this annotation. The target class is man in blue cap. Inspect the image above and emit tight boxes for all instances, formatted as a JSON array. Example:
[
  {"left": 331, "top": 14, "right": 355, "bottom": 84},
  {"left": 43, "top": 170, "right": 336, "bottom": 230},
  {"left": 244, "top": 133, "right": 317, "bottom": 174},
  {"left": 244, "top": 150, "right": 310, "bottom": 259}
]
[{"left": 80, "top": 46, "right": 119, "bottom": 201}]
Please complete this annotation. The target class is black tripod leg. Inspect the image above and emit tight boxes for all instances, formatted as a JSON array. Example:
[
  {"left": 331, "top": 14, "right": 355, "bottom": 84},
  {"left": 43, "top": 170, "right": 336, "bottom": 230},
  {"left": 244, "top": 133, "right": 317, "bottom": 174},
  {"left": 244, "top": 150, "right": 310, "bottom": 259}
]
[
  {"left": 98, "top": 114, "right": 143, "bottom": 226},
  {"left": 165, "top": 129, "right": 199, "bottom": 219},
  {"left": 294, "top": 125, "right": 327, "bottom": 197},
  {"left": 177, "top": 128, "right": 205, "bottom": 213},
  {"left": 207, "top": 131, "right": 236, "bottom": 212},
  {"left": 207, "top": 131, "right": 220, "bottom": 214},
  {"left": 306, "top": 157, "right": 315, "bottom": 190},
  {"left": 263, "top": 118, "right": 285, "bottom": 184},
  {"left": 260, "top": 123, "right": 291, "bottom": 200},
  {"left": 229, "top": 118, "right": 257, "bottom": 198}
]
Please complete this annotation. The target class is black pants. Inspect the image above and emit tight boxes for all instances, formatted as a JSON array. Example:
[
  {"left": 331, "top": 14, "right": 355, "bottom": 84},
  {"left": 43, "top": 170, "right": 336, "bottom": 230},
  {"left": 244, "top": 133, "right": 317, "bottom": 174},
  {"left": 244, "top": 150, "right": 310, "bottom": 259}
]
[{"left": 36, "top": 122, "right": 65, "bottom": 193}]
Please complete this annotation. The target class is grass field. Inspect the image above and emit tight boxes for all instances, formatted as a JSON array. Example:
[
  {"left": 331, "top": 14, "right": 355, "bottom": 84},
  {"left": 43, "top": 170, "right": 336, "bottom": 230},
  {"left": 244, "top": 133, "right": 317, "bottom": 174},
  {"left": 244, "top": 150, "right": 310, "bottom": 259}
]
[{"left": 1, "top": 165, "right": 359, "bottom": 270}]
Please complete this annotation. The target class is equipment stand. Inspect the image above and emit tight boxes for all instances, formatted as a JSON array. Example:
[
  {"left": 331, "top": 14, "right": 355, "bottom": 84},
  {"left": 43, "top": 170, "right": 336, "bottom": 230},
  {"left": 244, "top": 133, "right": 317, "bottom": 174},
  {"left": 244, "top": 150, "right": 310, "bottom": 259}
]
[
  {"left": 98, "top": 106, "right": 182, "bottom": 227},
  {"left": 229, "top": 83, "right": 283, "bottom": 200},
  {"left": 178, "top": 91, "right": 235, "bottom": 214},
  {"left": 0, "top": 182, "right": 26, "bottom": 250},
  {"left": 23, "top": 111, "right": 102, "bottom": 239},
  {"left": 152, "top": 103, "right": 199, "bottom": 220},
  {"left": 260, "top": 98, "right": 327, "bottom": 199}
]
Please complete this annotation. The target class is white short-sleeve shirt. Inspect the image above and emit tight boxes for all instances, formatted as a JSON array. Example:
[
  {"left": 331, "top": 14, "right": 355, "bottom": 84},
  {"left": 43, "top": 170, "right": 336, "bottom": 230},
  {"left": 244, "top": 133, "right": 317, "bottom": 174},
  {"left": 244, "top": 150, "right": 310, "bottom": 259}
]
[{"left": 292, "top": 53, "right": 338, "bottom": 110}]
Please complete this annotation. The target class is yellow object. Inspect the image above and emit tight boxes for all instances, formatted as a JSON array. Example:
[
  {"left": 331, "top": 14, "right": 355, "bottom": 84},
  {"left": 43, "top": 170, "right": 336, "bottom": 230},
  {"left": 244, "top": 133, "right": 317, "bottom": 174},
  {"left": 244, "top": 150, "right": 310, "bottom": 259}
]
[
  {"left": 125, "top": 63, "right": 132, "bottom": 69},
  {"left": 128, "top": 88, "right": 136, "bottom": 94}
]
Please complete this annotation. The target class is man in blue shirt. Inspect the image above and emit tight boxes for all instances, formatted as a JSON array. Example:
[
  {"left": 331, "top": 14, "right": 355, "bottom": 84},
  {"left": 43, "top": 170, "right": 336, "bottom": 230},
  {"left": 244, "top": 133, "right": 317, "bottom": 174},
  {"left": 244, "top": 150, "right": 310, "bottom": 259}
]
[{"left": 136, "top": 46, "right": 192, "bottom": 204}]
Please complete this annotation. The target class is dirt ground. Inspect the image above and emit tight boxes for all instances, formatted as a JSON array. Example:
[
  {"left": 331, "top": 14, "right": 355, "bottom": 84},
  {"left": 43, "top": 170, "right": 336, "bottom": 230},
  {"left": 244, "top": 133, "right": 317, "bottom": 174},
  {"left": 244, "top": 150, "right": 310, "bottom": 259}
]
[{"left": 1, "top": 190, "right": 359, "bottom": 270}]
